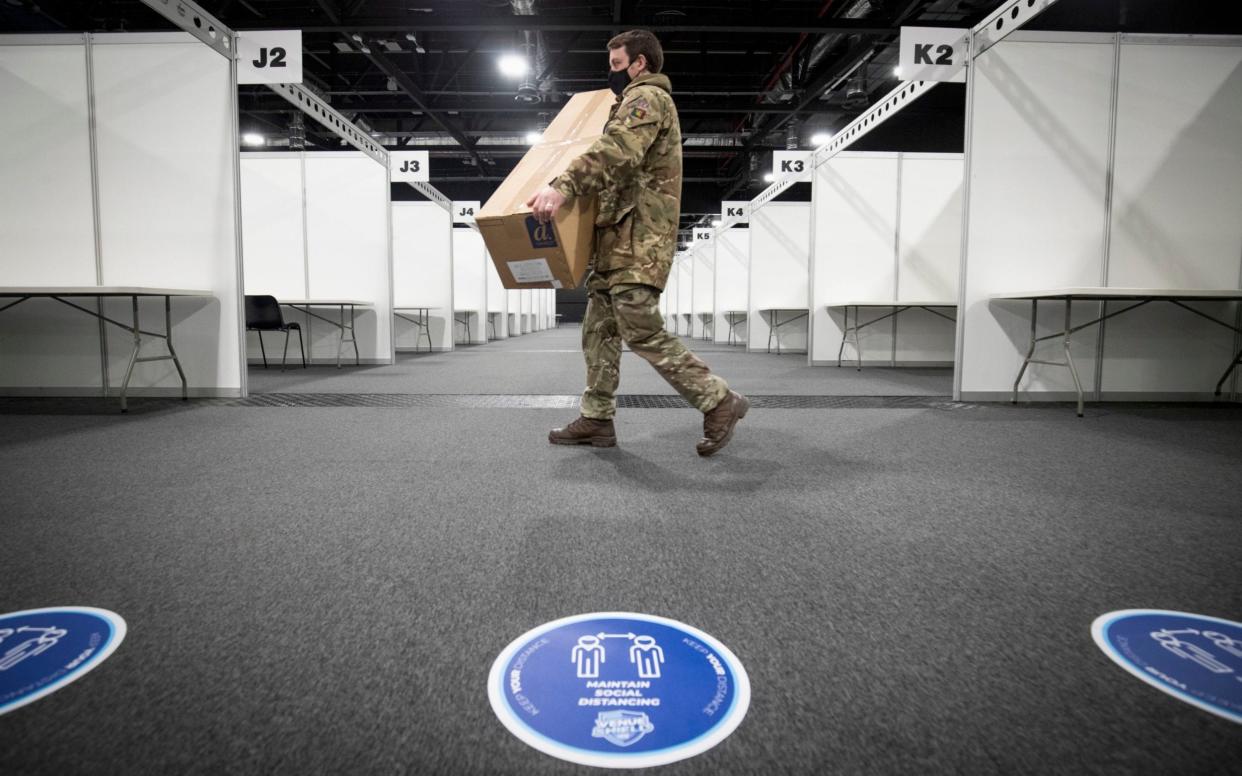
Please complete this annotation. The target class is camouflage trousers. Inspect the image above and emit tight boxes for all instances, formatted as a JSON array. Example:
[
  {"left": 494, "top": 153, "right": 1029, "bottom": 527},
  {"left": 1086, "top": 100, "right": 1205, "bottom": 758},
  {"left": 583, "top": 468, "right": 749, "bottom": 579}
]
[{"left": 580, "top": 272, "right": 729, "bottom": 420}]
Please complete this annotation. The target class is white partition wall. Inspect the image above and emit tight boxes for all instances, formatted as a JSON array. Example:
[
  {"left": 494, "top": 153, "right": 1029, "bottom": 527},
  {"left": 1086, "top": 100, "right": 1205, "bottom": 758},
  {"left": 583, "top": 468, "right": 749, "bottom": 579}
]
[
  {"left": 810, "top": 152, "right": 962, "bottom": 366},
  {"left": 240, "top": 155, "right": 304, "bottom": 300},
  {"left": 0, "top": 33, "right": 242, "bottom": 396},
  {"left": 664, "top": 259, "right": 680, "bottom": 332},
  {"left": 748, "top": 202, "right": 811, "bottom": 353},
  {"left": 1100, "top": 39, "right": 1242, "bottom": 394},
  {"left": 507, "top": 288, "right": 523, "bottom": 336},
  {"left": 242, "top": 151, "right": 393, "bottom": 364},
  {"left": 958, "top": 33, "right": 1242, "bottom": 401},
  {"left": 452, "top": 228, "right": 488, "bottom": 344},
  {"left": 393, "top": 201, "right": 453, "bottom": 351},
  {"left": 305, "top": 154, "right": 392, "bottom": 362},
  {"left": 520, "top": 289, "right": 533, "bottom": 333},
  {"left": 677, "top": 256, "right": 693, "bottom": 336},
  {"left": 487, "top": 258, "right": 509, "bottom": 339},
  {"left": 692, "top": 243, "right": 715, "bottom": 339},
  {"left": 713, "top": 228, "right": 749, "bottom": 345}
]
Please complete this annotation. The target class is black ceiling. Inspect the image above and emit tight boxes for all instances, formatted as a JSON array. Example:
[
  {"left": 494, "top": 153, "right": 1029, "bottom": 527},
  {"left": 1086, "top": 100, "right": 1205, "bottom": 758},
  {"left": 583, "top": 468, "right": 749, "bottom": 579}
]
[{"left": 3, "top": 0, "right": 1240, "bottom": 229}]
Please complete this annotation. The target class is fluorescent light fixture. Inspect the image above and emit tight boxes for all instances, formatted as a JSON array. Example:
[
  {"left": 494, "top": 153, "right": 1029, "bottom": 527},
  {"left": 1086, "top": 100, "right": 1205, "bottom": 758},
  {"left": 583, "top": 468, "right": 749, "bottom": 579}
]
[
  {"left": 524, "top": 131, "right": 542, "bottom": 144},
  {"left": 498, "top": 54, "right": 530, "bottom": 78},
  {"left": 893, "top": 66, "right": 902, "bottom": 77},
  {"left": 810, "top": 132, "right": 832, "bottom": 146},
  {"left": 712, "top": 220, "right": 722, "bottom": 227},
  {"left": 241, "top": 133, "right": 265, "bottom": 146},
  {"left": 763, "top": 172, "right": 776, "bottom": 183}
]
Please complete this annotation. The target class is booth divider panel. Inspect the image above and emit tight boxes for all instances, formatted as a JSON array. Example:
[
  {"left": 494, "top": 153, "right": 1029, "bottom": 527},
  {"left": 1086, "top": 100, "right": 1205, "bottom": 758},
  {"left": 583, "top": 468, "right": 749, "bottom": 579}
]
[
  {"left": 811, "top": 155, "right": 899, "bottom": 363},
  {"left": 749, "top": 202, "right": 810, "bottom": 353},
  {"left": 93, "top": 36, "right": 240, "bottom": 392},
  {"left": 713, "top": 229, "right": 749, "bottom": 345},
  {"left": 393, "top": 201, "right": 452, "bottom": 351},
  {"left": 0, "top": 44, "right": 96, "bottom": 285},
  {"left": 240, "top": 155, "right": 306, "bottom": 299},
  {"left": 959, "top": 39, "right": 1115, "bottom": 397},
  {"left": 452, "top": 228, "right": 488, "bottom": 343},
  {"left": 896, "top": 155, "right": 963, "bottom": 363},
  {"left": 304, "top": 153, "right": 391, "bottom": 363},
  {"left": 1101, "top": 41, "right": 1242, "bottom": 393}
]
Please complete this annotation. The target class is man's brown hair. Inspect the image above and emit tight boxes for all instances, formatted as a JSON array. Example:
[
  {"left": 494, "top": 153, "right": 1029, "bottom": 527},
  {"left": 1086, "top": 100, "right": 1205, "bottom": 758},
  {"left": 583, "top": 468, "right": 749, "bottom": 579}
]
[{"left": 607, "top": 29, "right": 663, "bottom": 74}]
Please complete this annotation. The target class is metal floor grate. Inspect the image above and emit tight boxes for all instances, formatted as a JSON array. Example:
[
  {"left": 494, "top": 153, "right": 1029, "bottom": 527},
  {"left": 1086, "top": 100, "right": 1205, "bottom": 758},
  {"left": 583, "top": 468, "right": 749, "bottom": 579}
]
[
  {"left": 3, "top": 395, "right": 1240, "bottom": 415},
  {"left": 0, "top": 393, "right": 967, "bottom": 412}
]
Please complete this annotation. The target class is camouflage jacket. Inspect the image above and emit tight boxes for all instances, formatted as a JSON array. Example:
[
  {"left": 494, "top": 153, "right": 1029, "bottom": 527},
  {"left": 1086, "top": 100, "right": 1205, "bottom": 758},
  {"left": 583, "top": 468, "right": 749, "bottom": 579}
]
[{"left": 551, "top": 73, "right": 682, "bottom": 290}]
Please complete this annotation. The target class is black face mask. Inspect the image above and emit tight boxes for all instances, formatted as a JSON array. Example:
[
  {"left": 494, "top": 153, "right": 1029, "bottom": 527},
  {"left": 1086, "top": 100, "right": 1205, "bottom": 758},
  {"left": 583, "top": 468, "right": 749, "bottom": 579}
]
[{"left": 607, "top": 67, "right": 632, "bottom": 95}]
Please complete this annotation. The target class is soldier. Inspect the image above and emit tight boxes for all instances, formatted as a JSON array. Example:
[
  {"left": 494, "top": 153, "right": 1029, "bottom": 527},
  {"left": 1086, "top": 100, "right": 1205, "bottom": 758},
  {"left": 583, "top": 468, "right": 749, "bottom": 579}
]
[{"left": 527, "top": 29, "right": 748, "bottom": 457}]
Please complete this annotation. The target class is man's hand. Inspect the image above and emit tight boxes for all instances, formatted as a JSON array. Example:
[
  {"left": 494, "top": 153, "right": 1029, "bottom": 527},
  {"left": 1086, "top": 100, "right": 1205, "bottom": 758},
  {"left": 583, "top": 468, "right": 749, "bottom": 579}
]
[{"left": 526, "top": 186, "right": 567, "bottom": 224}]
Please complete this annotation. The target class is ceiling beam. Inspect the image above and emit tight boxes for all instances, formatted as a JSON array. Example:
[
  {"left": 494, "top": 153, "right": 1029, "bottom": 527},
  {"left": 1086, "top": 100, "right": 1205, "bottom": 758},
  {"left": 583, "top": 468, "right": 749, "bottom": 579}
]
[
  {"left": 241, "top": 97, "right": 841, "bottom": 115},
  {"left": 234, "top": 18, "right": 906, "bottom": 35},
  {"left": 357, "top": 42, "right": 490, "bottom": 173}
]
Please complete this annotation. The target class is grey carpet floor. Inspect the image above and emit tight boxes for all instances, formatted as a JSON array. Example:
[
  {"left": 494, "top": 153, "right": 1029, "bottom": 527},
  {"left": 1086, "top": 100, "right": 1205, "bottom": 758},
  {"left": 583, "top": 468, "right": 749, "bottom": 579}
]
[
  {"left": 247, "top": 326, "right": 954, "bottom": 396},
  {"left": 2, "top": 399, "right": 1240, "bottom": 774}
]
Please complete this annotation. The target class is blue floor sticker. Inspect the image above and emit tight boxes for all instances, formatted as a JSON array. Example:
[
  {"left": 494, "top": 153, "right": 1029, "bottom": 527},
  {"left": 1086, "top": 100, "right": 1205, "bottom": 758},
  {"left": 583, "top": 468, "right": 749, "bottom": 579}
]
[
  {"left": 488, "top": 612, "right": 750, "bottom": 768},
  {"left": 0, "top": 607, "right": 127, "bottom": 715},
  {"left": 1092, "top": 609, "right": 1242, "bottom": 724}
]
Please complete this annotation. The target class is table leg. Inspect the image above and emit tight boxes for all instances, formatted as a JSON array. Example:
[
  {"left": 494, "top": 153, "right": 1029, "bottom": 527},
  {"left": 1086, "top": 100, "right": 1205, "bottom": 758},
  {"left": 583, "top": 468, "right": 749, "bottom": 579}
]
[
  {"left": 351, "top": 304, "right": 360, "bottom": 365},
  {"left": 1062, "top": 298, "right": 1085, "bottom": 417},
  {"left": 853, "top": 307, "right": 862, "bottom": 371},
  {"left": 165, "top": 296, "right": 188, "bottom": 401},
  {"left": 119, "top": 295, "right": 141, "bottom": 413},
  {"left": 1013, "top": 299, "right": 1038, "bottom": 404},
  {"left": 1214, "top": 346, "right": 1242, "bottom": 397},
  {"left": 837, "top": 306, "right": 848, "bottom": 367}
]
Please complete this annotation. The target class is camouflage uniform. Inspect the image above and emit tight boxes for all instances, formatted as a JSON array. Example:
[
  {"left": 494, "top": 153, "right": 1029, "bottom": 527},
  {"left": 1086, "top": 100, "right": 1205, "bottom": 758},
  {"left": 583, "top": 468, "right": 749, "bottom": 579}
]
[{"left": 552, "top": 73, "right": 729, "bottom": 420}]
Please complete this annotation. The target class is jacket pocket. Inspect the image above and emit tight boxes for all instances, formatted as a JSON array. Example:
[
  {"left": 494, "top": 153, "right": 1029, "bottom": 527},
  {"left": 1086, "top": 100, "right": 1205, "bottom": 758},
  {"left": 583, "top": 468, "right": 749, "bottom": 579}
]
[{"left": 593, "top": 210, "right": 635, "bottom": 272}]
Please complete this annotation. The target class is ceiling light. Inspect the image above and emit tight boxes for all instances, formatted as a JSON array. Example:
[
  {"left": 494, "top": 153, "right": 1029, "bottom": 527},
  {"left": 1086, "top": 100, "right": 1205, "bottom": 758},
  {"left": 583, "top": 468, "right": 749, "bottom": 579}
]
[
  {"left": 382, "top": 40, "right": 402, "bottom": 53},
  {"left": 498, "top": 54, "right": 530, "bottom": 78},
  {"left": 763, "top": 172, "right": 776, "bottom": 183},
  {"left": 242, "top": 133, "right": 265, "bottom": 146},
  {"left": 712, "top": 220, "right": 722, "bottom": 227},
  {"left": 405, "top": 33, "right": 426, "bottom": 54},
  {"left": 893, "top": 66, "right": 903, "bottom": 77},
  {"left": 810, "top": 132, "right": 832, "bottom": 146},
  {"left": 524, "top": 131, "right": 542, "bottom": 144},
  {"left": 333, "top": 41, "right": 353, "bottom": 53}
]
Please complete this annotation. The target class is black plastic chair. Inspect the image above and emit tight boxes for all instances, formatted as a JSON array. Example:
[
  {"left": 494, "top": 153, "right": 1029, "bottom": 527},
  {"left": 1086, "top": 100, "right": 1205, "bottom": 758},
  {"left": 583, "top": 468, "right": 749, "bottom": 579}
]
[{"left": 245, "top": 295, "right": 305, "bottom": 370}]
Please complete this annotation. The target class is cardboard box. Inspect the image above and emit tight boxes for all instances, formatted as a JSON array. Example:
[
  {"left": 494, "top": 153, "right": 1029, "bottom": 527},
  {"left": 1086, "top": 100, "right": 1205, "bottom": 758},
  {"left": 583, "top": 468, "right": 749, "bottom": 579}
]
[{"left": 477, "top": 89, "right": 616, "bottom": 289}]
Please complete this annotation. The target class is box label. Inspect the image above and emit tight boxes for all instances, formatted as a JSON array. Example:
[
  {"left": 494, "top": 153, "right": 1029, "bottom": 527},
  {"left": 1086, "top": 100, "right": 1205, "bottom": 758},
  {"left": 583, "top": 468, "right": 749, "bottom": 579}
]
[
  {"left": 525, "top": 216, "right": 559, "bottom": 249},
  {"left": 508, "top": 258, "right": 556, "bottom": 284}
]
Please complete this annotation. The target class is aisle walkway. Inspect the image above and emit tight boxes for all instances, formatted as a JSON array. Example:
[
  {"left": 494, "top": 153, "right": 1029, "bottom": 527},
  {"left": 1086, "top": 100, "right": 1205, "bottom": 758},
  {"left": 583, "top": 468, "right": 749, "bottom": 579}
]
[{"left": 247, "top": 325, "right": 955, "bottom": 397}]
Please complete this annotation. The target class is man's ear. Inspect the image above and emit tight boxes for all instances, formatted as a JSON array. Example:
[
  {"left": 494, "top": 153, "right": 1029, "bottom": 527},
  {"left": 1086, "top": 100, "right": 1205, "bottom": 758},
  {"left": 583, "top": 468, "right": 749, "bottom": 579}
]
[{"left": 633, "top": 54, "right": 647, "bottom": 73}]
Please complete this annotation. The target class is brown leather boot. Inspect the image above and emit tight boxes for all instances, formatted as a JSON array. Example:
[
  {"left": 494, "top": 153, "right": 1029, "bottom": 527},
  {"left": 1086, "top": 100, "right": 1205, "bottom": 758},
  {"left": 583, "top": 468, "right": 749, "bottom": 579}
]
[
  {"left": 696, "top": 391, "right": 749, "bottom": 457},
  {"left": 549, "top": 416, "right": 617, "bottom": 447}
]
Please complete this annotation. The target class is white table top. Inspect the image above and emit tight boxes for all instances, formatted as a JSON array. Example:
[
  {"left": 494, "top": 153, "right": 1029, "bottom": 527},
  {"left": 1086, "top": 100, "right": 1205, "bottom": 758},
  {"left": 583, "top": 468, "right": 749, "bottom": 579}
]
[
  {"left": 758, "top": 307, "right": 809, "bottom": 312},
  {"left": 993, "top": 288, "right": 1242, "bottom": 301},
  {"left": 721, "top": 309, "right": 748, "bottom": 314},
  {"left": 0, "top": 286, "right": 212, "bottom": 297},
  {"left": 393, "top": 306, "right": 435, "bottom": 311},
  {"left": 280, "top": 298, "right": 373, "bottom": 307},
  {"left": 827, "top": 301, "right": 957, "bottom": 307}
]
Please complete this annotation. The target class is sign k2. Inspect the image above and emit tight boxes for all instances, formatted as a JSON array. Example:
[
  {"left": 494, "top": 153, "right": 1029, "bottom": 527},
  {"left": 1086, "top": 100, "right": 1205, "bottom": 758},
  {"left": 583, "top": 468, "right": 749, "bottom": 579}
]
[
  {"left": 899, "top": 27, "right": 967, "bottom": 82},
  {"left": 238, "top": 30, "right": 303, "bottom": 85},
  {"left": 391, "top": 151, "right": 430, "bottom": 182}
]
